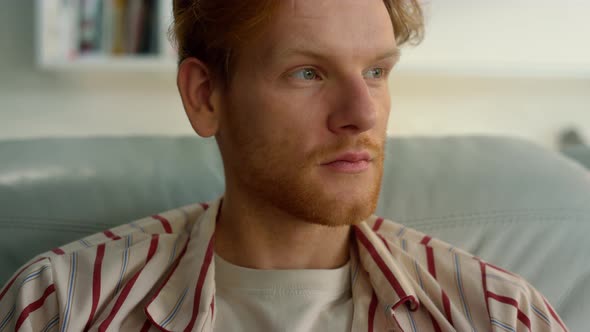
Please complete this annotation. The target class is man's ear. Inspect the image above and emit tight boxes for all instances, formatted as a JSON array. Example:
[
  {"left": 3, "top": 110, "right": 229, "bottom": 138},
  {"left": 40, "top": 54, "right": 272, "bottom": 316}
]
[{"left": 177, "top": 58, "right": 220, "bottom": 138}]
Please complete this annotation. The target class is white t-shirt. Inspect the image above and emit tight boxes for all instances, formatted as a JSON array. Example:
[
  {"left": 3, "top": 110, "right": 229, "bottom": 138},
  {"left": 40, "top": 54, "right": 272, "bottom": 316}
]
[{"left": 213, "top": 253, "right": 353, "bottom": 332}]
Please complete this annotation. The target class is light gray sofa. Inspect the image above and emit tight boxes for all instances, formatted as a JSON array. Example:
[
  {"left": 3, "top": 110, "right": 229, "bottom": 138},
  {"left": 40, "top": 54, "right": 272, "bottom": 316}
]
[
  {"left": 562, "top": 144, "right": 590, "bottom": 171},
  {"left": 1, "top": 135, "right": 588, "bottom": 330}
]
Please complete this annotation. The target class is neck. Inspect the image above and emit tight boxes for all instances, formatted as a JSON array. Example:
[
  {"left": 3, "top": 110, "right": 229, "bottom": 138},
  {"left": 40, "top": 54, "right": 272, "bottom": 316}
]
[{"left": 214, "top": 191, "right": 351, "bottom": 270}]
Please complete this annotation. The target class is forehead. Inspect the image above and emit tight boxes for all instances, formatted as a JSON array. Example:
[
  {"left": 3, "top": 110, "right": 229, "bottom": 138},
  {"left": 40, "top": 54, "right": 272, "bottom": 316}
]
[{"left": 254, "top": 0, "right": 396, "bottom": 62}]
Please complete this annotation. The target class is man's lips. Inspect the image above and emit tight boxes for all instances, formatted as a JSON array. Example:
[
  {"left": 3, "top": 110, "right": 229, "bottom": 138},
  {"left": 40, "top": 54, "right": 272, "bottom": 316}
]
[
  {"left": 320, "top": 151, "right": 372, "bottom": 173},
  {"left": 323, "top": 151, "right": 372, "bottom": 164}
]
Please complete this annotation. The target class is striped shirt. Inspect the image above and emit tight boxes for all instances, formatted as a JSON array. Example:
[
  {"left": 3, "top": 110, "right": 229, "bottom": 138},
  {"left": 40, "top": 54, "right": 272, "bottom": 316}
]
[{"left": 0, "top": 198, "right": 568, "bottom": 331}]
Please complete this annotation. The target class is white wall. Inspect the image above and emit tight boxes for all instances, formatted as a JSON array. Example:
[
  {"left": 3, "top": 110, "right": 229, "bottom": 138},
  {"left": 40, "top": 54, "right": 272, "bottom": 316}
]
[
  {"left": 389, "top": 75, "right": 590, "bottom": 148},
  {"left": 400, "top": 0, "right": 590, "bottom": 76},
  {"left": 390, "top": 0, "right": 590, "bottom": 148},
  {"left": 0, "top": 0, "right": 589, "bottom": 149}
]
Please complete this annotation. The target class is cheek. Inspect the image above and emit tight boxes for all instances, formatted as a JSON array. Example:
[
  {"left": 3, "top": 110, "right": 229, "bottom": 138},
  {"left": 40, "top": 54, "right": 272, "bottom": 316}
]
[
  {"left": 251, "top": 89, "right": 325, "bottom": 144},
  {"left": 224, "top": 90, "right": 307, "bottom": 155},
  {"left": 375, "top": 88, "right": 391, "bottom": 127}
]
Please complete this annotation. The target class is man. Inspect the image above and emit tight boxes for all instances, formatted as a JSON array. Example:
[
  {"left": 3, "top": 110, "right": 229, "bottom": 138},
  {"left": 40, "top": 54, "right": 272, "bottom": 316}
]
[{"left": 0, "top": 0, "right": 569, "bottom": 331}]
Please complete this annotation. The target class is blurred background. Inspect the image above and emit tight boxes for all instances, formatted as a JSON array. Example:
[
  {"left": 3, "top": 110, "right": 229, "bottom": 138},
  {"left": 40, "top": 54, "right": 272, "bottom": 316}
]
[{"left": 0, "top": 0, "right": 589, "bottom": 150}]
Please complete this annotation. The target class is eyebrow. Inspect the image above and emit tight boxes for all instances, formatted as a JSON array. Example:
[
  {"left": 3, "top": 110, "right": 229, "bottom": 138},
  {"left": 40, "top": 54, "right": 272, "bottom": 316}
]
[
  {"left": 375, "top": 47, "right": 401, "bottom": 64},
  {"left": 274, "top": 46, "right": 402, "bottom": 64}
]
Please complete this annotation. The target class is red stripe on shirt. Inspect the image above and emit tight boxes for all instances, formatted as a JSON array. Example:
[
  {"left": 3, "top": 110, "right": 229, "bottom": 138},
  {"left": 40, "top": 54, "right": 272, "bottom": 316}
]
[
  {"left": 15, "top": 284, "right": 56, "bottom": 331},
  {"left": 376, "top": 233, "right": 392, "bottom": 252},
  {"left": 98, "top": 235, "right": 160, "bottom": 332},
  {"left": 372, "top": 218, "right": 384, "bottom": 231},
  {"left": 425, "top": 246, "right": 437, "bottom": 279},
  {"left": 152, "top": 215, "right": 173, "bottom": 234},
  {"left": 428, "top": 311, "right": 443, "bottom": 332},
  {"left": 103, "top": 230, "right": 122, "bottom": 241},
  {"left": 140, "top": 319, "right": 152, "bottom": 332},
  {"left": 487, "top": 262, "right": 518, "bottom": 277},
  {"left": 517, "top": 310, "right": 532, "bottom": 331},
  {"left": 544, "top": 297, "right": 569, "bottom": 332},
  {"left": 368, "top": 291, "right": 378, "bottom": 332},
  {"left": 84, "top": 244, "right": 106, "bottom": 331},
  {"left": 487, "top": 291, "right": 518, "bottom": 307},
  {"left": 442, "top": 290, "right": 454, "bottom": 326},
  {"left": 0, "top": 257, "right": 46, "bottom": 302},
  {"left": 51, "top": 248, "right": 65, "bottom": 255},
  {"left": 144, "top": 239, "right": 191, "bottom": 327},
  {"left": 420, "top": 235, "right": 432, "bottom": 246},
  {"left": 184, "top": 235, "right": 215, "bottom": 332},
  {"left": 487, "top": 291, "right": 531, "bottom": 330},
  {"left": 420, "top": 236, "right": 437, "bottom": 279},
  {"left": 355, "top": 227, "right": 411, "bottom": 304},
  {"left": 479, "top": 260, "right": 491, "bottom": 317}
]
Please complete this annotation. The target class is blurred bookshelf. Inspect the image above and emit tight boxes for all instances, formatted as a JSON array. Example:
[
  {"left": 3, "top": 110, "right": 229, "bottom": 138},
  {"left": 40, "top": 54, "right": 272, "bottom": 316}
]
[
  {"left": 36, "top": 0, "right": 176, "bottom": 72},
  {"left": 35, "top": 1, "right": 590, "bottom": 77}
]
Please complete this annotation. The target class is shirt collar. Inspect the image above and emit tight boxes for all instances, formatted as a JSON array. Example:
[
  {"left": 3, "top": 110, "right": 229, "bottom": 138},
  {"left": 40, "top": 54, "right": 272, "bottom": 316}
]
[
  {"left": 144, "top": 198, "right": 419, "bottom": 331},
  {"left": 144, "top": 198, "right": 220, "bottom": 332},
  {"left": 353, "top": 220, "right": 420, "bottom": 313}
]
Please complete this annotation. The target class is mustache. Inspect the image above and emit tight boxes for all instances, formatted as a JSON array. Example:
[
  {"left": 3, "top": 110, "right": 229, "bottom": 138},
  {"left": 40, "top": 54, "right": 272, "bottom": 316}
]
[{"left": 309, "top": 136, "right": 384, "bottom": 163}]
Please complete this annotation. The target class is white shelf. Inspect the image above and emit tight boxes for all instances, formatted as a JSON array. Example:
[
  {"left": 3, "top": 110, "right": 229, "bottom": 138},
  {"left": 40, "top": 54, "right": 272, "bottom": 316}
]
[
  {"left": 36, "top": 0, "right": 175, "bottom": 72},
  {"left": 39, "top": 54, "right": 177, "bottom": 72}
]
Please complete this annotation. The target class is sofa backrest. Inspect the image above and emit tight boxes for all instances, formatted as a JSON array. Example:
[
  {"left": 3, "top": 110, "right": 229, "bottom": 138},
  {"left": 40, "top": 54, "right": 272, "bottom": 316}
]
[{"left": 1, "top": 135, "right": 589, "bottom": 330}]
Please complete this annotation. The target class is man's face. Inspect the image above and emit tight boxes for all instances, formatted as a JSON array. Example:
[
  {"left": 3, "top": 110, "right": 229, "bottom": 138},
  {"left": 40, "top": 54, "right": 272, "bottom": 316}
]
[{"left": 216, "top": 0, "right": 397, "bottom": 226}]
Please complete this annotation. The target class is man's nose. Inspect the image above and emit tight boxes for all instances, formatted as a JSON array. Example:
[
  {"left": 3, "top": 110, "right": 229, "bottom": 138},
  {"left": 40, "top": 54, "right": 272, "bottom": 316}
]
[{"left": 326, "top": 78, "right": 377, "bottom": 136}]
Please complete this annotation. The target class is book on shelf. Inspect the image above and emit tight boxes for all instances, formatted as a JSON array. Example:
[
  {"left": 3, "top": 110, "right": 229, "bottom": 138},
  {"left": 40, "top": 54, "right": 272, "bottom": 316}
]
[
  {"left": 39, "top": 0, "right": 79, "bottom": 62},
  {"left": 39, "top": 0, "right": 175, "bottom": 64},
  {"left": 158, "top": 0, "right": 176, "bottom": 58},
  {"left": 79, "top": 0, "right": 101, "bottom": 52}
]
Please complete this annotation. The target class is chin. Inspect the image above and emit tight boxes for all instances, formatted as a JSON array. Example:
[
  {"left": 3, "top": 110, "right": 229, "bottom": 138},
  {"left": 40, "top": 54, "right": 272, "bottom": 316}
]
[
  {"left": 284, "top": 164, "right": 383, "bottom": 227},
  {"left": 315, "top": 176, "right": 381, "bottom": 226},
  {"left": 296, "top": 184, "right": 381, "bottom": 227}
]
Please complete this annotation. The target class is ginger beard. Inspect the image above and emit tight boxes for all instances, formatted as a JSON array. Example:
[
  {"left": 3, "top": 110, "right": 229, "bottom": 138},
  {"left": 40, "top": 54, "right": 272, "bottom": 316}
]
[{"left": 222, "top": 112, "right": 385, "bottom": 227}]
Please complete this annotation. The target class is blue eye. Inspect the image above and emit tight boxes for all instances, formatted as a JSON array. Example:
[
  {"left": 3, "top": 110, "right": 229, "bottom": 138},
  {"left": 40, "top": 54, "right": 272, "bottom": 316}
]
[
  {"left": 363, "top": 68, "right": 385, "bottom": 79},
  {"left": 291, "top": 68, "right": 320, "bottom": 81}
]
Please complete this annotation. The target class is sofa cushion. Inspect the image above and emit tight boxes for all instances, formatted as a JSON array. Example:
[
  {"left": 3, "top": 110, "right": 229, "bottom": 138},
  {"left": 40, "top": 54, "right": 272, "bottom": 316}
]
[{"left": 1, "top": 135, "right": 588, "bottom": 330}]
